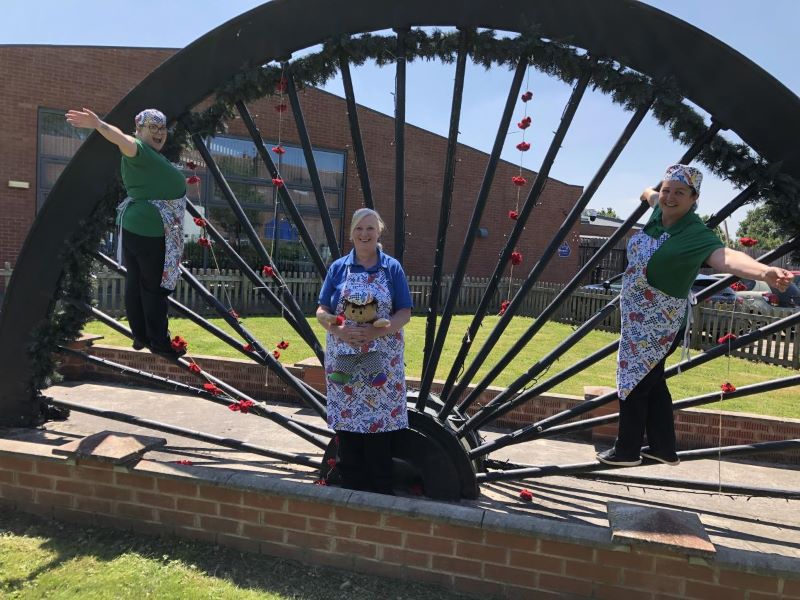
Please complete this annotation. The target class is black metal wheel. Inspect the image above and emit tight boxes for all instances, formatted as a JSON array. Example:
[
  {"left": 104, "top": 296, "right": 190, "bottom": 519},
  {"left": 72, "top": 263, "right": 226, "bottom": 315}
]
[{"left": 2, "top": 0, "right": 799, "bottom": 499}]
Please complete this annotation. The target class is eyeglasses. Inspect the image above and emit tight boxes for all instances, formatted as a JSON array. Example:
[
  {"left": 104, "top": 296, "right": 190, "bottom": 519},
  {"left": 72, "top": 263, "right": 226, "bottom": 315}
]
[{"left": 144, "top": 124, "right": 167, "bottom": 134}]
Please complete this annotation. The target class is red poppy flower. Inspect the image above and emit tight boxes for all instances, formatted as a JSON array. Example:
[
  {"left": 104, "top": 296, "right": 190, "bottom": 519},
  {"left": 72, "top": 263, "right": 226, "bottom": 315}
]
[
  {"left": 187, "top": 175, "right": 201, "bottom": 185},
  {"left": 243, "top": 343, "right": 254, "bottom": 352},
  {"left": 274, "top": 103, "right": 288, "bottom": 113},
  {"left": 510, "top": 251, "right": 523, "bottom": 266},
  {"left": 277, "top": 340, "right": 289, "bottom": 350},
  {"left": 273, "top": 350, "right": 281, "bottom": 360},
  {"left": 521, "top": 91, "right": 533, "bottom": 102},
  {"left": 721, "top": 382, "right": 736, "bottom": 394},
  {"left": 326, "top": 458, "right": 337, "bottom": 468},
  {"left": 175, "top": 459, "right": 194, "bottom": 466},
  {"left": 193, "top": 217, "right": 207, "bottom": 227},
  {"left": 335, "top": 315, "right": 345, "bottom": 326},
  {"left": 730, "top": 281, "right": 746, "bottom": 292},
  {"left": 739, "top": 237, "right": 758, "bottom": 247},
  {"left": 508, "top": 210, "right": 519, "bottom": 220},
  {"left": 171, "top": 336, "right": 188, "bottom": 352},
  {"left": 517, "top": 116, "right": 532, "bottom": 129},
  {"left": 516, "top": 141, "right": 531, "bottom": 152},
  {"left": 499, "top": 300, "right": 511, "bottom": 316},
  {"left": 272, "top": 177, "right": 284, "bottom": 188},
  {"left": 187, "top": 161, "right": 197, "bottom": 170},
  {"left": 519, "top": 489, "right": 534, "bottom": 502},
  {"left": 262, "top": 265, "right": 275, "bottom": 277},
  {"left": 187, "top": 362, "right": 202, "bottom": 374},
  {"left": 718, "top": 333, "right": 737, "bottom": 344},
  {"left": 228, "top": 308, "right": 239, "bottom": 319},
  {"left": 276, "top": 77, "right": 288, "bottom": 93},
  {"left": 511, "top": 175, "right": 527, "bottom": 187},
  {"left": 272, "top": 145, "right": 286, "bottom": 155},
  {"left": 198, "top": 237, "right": 211, "bottom": 248},
  {"left": 203, "top": 382, "right": 222, "bottom": 396},
  {"left": 314, "top": 479, "right": 328, "bottom": 486}
]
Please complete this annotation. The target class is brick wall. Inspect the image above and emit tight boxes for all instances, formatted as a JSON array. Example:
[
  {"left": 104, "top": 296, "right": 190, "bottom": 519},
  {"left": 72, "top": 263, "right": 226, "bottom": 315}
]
[
  {"left": 0, "top": 443, "right": 798, "bottom": 599},
  {"left": 1, "top": 45, "right": 583, "bottom": 280},
  {"left": 59, "top": 343, "right": 800, "bottom": 465}
]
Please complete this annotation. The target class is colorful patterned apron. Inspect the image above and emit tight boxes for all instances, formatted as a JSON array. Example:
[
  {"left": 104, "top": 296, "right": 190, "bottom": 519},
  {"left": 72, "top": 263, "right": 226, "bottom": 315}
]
[
  {"left": 617, "top": 230, "right": 689, "bottom": 400},
  {"left": 117, "top": 196, "right": 186, "bottom": 291},
  {"left": 325, "top": 264, "right": 408, "bottom": 433}
]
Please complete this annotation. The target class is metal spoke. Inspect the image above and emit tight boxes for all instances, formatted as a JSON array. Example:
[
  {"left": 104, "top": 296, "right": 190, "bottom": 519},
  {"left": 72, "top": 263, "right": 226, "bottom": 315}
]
[
  {"left": 59, "top": 344, "right": 330, "bottom": 449},
  {"left": 49, "top": 388, "right": 322, "bottom": 469},
  {"left": 438, "top": 61, "right": 596, "bottom": 416},
  {"left": 418, "top": 29, "right": 469, "bottom": 410},
  {"left": 470, "top": 306, "right": 800, "bottom": 459},
  {"left": 235, "top": 99, "right": 327, "bottom": 278},
  {"left": 415, "top": 56, "right": 529, "bottom": 406},
  {"left": 283, "top": 66, "right": 342, "bottom": 260},
  {"left": 187, "top": 131, "right": 318, "bottom": 346},
  {"left": 394, "top": 28, "right": 409, "bottom": 264},
  {"left": 338, "top": 45, "right": 374, "bottom": 209},
  {"left": 477, "top": 439, "right": 800, "bottom": 482},
  {"left": 444, "top": 98, "right": 653, "bottom": 416}
]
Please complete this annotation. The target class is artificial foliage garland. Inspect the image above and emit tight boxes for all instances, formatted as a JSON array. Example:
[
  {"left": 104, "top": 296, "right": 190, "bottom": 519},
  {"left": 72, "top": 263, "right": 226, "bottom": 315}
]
[{"left": 28, "top": 26, "right": 800, "bottom": 408}]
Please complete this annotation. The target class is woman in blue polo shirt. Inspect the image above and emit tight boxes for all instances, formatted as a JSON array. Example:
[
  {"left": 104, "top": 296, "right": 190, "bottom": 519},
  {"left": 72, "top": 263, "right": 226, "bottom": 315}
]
[{"left": 317, "top": 208, "right": 413, "bottom": 494}]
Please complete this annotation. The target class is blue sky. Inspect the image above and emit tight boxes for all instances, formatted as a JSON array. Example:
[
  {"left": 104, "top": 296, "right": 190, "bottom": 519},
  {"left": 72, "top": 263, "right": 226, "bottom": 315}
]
[{"left": 4, "top": 0, "right": 798, "bottom": 233}]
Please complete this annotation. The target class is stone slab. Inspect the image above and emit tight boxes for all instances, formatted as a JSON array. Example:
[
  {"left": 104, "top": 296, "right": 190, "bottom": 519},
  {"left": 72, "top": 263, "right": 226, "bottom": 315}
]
[
  {"left": 53, "top": 430, "right": 166, "bottom": 465},
  {"left": 607, "top": 501, "right": 716, "bottom": 557}
]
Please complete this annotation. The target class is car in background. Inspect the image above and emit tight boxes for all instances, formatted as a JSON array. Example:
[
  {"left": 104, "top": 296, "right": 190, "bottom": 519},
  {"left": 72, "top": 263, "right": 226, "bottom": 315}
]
[
  {"left": 582, "top": 274, "right": 738, "bottom": 304},
  {"left": 710, "top": 273, "right": 800, "bottom": 311},
  {"left": 691, "top": 274, "right": 739, "bottom": 304}
]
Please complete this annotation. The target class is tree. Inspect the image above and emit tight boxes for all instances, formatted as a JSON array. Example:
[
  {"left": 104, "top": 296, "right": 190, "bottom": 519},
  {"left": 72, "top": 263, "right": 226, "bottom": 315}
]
[
  {"left": 596, "top": 207, "right": 618, "bottom": 219},
  {"left": 736, "top": 204, "right": 783, "bottom": 250}
]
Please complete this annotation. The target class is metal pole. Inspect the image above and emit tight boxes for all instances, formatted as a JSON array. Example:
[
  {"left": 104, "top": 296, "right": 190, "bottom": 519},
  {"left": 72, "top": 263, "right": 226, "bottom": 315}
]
[
  {"left": 338, "top": 46, "right": 374, "bottom": 209},
  {"left": 438, "top": 62, "right": 596, "bottom": 414},
  {"left": 418, "top": 29, "right": 468, "bottom": 410},
  {"left": 393, "top": 28, "right": 408, "bottom": 264}
]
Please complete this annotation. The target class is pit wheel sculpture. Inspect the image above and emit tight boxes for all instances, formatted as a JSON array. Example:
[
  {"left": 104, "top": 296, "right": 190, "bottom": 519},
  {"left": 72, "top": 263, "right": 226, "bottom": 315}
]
[{"left": 1, "top": 0, "right": 799, "bottom": 500}]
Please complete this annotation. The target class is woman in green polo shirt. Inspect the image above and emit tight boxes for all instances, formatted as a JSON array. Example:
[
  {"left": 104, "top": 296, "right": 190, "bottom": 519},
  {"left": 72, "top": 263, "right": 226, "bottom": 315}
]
[
  {"left": 66, "top": 107, "right": 187, "bottom": 357},
  {"left": 596, "top": 164, "right": 794, "bottom": 467}
]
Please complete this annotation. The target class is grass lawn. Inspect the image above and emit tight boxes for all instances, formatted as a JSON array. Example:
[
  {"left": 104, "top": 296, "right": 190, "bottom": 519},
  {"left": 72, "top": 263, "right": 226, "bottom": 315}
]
[
  {"left": 0, "top": 508, "right": 469, "bottom": 599},
  {"left": 82, "top": 315, "right": 800, "bottom": 419}
]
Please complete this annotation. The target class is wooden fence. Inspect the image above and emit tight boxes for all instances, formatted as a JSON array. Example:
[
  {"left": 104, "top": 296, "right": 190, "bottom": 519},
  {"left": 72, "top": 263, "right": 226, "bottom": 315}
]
[{"left": 0, "top": 263, "right": 796, "bottom": 368}]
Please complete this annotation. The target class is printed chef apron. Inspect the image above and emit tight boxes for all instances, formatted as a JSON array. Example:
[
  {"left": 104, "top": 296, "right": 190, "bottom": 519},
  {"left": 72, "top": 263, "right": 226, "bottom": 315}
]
[
  {"left": 325, "top": 265, "right": 408, "bottom": 433},
  {"left": 117, "top": 196, "right": 186, "bottom": 291},
  {"left": 617, "top": 230, "right": 690, "bottom": 400}
]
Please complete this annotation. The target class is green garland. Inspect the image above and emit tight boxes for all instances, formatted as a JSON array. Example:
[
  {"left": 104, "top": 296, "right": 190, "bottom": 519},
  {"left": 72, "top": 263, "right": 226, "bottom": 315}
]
[{"left": 30, "top": 27, "right": 799, "bottom": 410}]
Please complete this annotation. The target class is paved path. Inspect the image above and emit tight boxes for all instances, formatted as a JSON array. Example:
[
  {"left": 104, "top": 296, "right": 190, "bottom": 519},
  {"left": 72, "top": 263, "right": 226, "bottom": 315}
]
[{"left": 10, "top": 381, "right": 799, "bottom": 561}]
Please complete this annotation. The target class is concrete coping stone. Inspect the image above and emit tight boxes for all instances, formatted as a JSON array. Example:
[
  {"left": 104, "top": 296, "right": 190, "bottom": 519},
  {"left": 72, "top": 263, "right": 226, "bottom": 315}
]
[
  {"left": 53, "top": 430, "right": 166, "bottom": 465},
  {"left": 607, "top": 500, "right": 716, "bottom": 558}
]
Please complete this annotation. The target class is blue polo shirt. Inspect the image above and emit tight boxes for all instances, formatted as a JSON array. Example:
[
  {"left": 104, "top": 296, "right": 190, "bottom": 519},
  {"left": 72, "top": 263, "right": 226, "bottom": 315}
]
[{"left": 318, "top": 249, "right": 413, "bottom": 313}]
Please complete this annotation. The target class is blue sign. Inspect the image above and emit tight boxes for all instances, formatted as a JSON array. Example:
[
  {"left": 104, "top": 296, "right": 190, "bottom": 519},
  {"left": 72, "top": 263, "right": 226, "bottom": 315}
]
[{"left": 558, "top": 242, "right": 571, "bottom": 258}]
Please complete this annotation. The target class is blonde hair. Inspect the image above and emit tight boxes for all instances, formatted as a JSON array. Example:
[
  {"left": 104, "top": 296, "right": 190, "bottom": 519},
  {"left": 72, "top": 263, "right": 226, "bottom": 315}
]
[{"left": 349, "top": 208, "right": 385, "bottom": 248}]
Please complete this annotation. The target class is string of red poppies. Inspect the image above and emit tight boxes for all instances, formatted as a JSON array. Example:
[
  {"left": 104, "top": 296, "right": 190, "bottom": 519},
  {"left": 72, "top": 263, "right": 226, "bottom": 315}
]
[
  {"left": 499, "top": 85, "right": 534, "bottom": 316},
  {"left": 184, "top": 154, "right": 291, "bottom": 364}
]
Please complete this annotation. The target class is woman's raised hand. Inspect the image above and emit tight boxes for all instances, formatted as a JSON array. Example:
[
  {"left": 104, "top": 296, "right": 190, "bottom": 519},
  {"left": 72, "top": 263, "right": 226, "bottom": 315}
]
[{"left": 65, "top": 108, "right": 101, "bottom": 130}]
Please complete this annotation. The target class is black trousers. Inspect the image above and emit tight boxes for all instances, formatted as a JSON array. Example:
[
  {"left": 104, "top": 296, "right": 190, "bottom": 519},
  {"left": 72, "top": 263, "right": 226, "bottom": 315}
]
[
  {"left": 614, "top": 350, "right": 678, "bottom": 458},
  {"left": 122, "top": 230, "right": 171, "bottom": 349},
  {"left": 336, "top": 430, "right": 394, "bottom": 494}
]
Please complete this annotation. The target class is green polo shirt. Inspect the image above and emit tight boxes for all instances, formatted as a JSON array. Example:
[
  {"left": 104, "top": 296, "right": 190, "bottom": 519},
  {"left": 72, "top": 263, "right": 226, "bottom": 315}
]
[
  {"left": 119, "top": 139, "right": 186, "bottom": 236},
  {"left": 643, "top": 206, "right": 724, "bottom": 298}
]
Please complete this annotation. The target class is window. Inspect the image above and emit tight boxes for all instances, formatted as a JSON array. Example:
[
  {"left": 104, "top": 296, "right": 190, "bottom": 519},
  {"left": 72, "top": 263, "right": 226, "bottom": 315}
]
[
  {"left": 37, "top": 108, "right": 91, "bottom": 212},
  {"left": 187, "top": 135, "right": 346, "bottom": 264}
]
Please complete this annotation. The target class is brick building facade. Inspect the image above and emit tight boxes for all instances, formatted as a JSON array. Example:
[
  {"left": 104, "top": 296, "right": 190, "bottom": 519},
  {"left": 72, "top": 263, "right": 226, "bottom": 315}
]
[{"left": 0, "top": 45, "right": 583, "bottom": 281}]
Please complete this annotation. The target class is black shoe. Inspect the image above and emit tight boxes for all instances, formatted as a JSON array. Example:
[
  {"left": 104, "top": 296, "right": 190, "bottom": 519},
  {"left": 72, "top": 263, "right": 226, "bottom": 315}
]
[
  {"left": 596, "top": 448, "right": 642, "bottom": 467},
  {"left": 132, "top": 339, "right": 146, "bottom": 351},
  {"left": 641, "top": 447, "right": 680, "bottom": 466}
]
